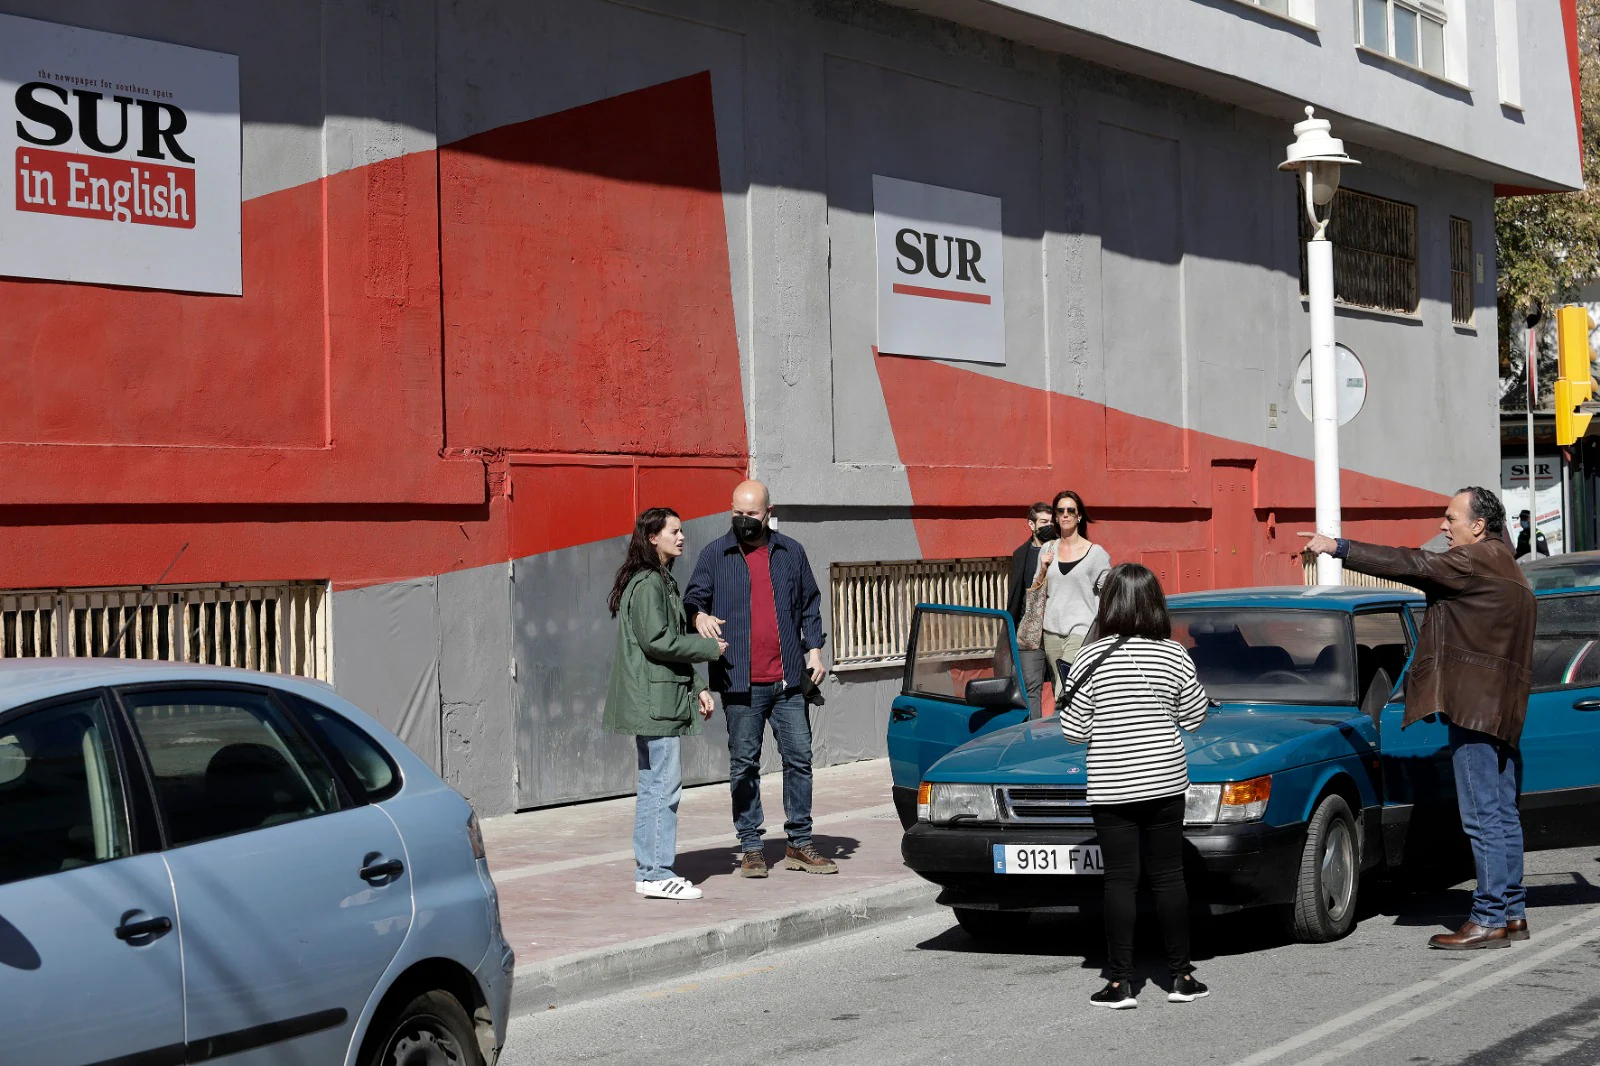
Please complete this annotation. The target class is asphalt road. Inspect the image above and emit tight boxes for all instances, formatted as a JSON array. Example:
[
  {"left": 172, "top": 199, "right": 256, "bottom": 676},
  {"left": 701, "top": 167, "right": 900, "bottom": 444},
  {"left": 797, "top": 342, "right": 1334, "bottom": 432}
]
[{"left": 499, "top": 843, "right": 1600, "bottom": 1066}]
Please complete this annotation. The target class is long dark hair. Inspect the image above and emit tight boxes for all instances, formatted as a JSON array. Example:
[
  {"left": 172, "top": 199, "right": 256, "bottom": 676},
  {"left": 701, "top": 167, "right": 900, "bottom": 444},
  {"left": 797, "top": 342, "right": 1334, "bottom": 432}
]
[
  {"left": 1094, "top": 563, "right": 1171, "bottom": 640},
  {"left": 608, "top": 507, "right": 680, "bottom": 617},
  {"left": 1052, "top": 489, "right": 1090, "bottom": 533}
]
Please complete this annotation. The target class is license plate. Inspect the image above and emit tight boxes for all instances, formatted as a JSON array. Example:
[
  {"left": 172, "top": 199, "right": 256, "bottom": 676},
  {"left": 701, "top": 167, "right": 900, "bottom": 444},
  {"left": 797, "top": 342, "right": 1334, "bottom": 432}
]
[{"left": 993, "top": 843, "right": 1103, "bottom": 875}]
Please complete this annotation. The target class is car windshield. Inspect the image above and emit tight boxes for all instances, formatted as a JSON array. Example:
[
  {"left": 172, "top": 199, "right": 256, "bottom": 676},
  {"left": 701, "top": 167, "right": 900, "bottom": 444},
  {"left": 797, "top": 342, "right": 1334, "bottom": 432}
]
[
  {"left": 1524, "top": 556, "right": 1600, "bottom": 592},
  {"left": 1169, "top": 609, "right": 1354, "bottom": 705}
]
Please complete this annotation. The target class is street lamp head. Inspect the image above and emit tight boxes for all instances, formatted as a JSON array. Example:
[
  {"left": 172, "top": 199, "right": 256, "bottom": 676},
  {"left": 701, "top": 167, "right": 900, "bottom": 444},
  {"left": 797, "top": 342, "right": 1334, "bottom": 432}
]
[
  {"left": 1282, "top": 106, "right": 1360, "bottom": 234},
  {"left": 1280, "top": 106, "right": 1360, "bottom": 182}
]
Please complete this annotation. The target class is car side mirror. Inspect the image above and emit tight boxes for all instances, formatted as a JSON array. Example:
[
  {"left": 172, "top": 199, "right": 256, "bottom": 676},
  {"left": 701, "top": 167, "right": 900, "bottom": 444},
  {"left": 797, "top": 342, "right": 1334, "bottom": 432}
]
[{"left": 966, "top": 676, "right": 1022, "bottom": 709}]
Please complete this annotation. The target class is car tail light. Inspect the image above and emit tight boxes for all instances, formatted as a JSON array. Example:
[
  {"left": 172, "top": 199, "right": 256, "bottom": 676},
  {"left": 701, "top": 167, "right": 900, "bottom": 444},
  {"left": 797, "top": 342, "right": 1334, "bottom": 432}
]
[
  {"left": 467, "top": 810, "right": 487, "bottom": 860},
  {"left": 1217, "top": 776, "right": 1272, "bottom": 823},
  {"left": 917, "top": 782, "right": 932, "bottom": 822}
]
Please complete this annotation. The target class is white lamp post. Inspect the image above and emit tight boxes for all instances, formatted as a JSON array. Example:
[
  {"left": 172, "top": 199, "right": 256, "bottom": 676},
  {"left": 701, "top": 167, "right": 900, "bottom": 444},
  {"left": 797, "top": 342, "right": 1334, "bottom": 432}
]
[{"left": 1281, "top": 107, "right": 1359, "bottom": 585}]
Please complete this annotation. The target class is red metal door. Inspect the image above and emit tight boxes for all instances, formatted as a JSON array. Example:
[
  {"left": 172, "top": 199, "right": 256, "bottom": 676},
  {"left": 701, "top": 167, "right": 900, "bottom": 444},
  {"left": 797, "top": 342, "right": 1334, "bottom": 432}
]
[{"left": 1211, "top": 462, "right": 1255, "bottom": 589}]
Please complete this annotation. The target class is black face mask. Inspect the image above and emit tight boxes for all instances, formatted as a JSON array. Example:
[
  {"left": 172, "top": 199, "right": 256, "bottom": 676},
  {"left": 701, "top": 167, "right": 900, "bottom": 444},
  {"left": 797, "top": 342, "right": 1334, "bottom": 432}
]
[
  {"left": 1035, "top": 523, "right": 1059, "bottom": 542},
  {"left": 732, "top": 515, "right": 766, "bottom": 544}
]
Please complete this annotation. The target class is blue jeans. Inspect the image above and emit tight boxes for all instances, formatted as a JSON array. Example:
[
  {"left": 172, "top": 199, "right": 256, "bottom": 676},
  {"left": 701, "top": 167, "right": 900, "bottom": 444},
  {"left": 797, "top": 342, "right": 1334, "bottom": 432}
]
[
  {"left": 725, "top": 684, "right": 813, "bottom": 852},
  {"left": 1449, "top": 723, "right": 1526, "bottom": 928},
  {"left": 634, "top": 735, "right": 682, "bottom": 882}
]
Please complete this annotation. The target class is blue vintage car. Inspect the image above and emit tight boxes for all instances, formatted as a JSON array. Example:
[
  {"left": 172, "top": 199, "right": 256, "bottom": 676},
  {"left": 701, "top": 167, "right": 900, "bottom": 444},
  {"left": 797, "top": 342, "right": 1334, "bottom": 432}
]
[{"left": 889, "top": 587, "right": 1600, "bottom": 943}]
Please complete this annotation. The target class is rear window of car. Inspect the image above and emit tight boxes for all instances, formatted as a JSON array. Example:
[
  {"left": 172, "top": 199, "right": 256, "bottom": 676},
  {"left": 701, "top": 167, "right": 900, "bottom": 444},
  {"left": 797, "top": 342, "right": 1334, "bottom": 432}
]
[
  {"left": 284, "top": 694, "right": 401, "bottom": 801},
  {"left": 1170, "top": 608, "right": 1354, "bottom": 705}
]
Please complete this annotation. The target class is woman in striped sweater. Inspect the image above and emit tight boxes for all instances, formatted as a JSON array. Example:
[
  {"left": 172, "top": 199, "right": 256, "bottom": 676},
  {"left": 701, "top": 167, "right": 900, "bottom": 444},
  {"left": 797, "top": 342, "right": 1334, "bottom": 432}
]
[{"left": 1059, "top": 563, "right": 1211, "bottom": 1009}]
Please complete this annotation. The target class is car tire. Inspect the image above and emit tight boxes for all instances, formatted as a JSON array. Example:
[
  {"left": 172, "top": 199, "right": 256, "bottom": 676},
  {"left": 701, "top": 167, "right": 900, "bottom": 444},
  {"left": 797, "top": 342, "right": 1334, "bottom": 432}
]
[
  {"left": 363, "top": 989, "right": 484, "bottom": 1066},
  {"left": 953, "top": 907, "right": 1031, "bottom": 941},
  {"left": 1290, "top": 794, "right": 1361, "bottom": 943}
]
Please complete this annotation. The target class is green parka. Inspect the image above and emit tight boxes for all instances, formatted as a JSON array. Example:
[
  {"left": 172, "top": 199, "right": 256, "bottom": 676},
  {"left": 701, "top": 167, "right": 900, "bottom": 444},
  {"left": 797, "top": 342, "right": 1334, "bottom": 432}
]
[{"left": 603, "top": 568, "right": 722, "bottom": 737}]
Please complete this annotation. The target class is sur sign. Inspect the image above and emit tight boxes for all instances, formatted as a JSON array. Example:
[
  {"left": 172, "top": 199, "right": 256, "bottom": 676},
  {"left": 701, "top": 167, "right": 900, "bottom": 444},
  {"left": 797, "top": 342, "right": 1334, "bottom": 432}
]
[
  {"left": 1293, "top": 344, "right": 1367, "bottom": 426},
  {"left": 1, "top": 14, "right": 241, "bottom": 294},
  {"left": 874, "top": 175, "right": 1005, "bottom": 365}
]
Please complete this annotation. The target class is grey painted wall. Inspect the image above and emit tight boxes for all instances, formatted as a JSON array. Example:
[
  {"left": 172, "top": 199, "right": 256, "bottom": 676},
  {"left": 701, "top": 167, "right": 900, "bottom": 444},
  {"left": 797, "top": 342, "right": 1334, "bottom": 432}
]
[
  {"left": 332, "top": 578, "right": 442, "bottom": 773},
  {"left": 439, "top": 563, "right": 515, "bottom": 816}
]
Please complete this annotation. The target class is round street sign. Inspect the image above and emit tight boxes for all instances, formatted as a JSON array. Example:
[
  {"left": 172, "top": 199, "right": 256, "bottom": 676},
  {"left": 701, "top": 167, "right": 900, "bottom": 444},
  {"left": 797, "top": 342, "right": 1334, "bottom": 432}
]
[{"left": 1294, "top": 344, "right": 1367, "bottom": 426}]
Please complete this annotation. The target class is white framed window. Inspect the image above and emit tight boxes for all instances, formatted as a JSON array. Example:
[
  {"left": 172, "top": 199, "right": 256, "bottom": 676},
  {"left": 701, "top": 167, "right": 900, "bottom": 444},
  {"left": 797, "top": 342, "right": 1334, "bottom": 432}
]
[
  {"left": 1494, "top": 0, "right": 1522, "bottom": 107},
  {"left": 1232, "top": 0, "right": 1318, "bottom": 25},
  {"left": 1355, "top": 0, "right": 1450, "bottom": 78}
]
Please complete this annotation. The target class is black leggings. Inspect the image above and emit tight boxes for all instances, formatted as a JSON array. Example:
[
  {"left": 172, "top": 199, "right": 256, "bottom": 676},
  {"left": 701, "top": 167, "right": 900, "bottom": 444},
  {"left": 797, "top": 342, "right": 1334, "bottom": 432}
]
[{"left": 1092, "top": 794, "right": 1193, "bottom": 983}]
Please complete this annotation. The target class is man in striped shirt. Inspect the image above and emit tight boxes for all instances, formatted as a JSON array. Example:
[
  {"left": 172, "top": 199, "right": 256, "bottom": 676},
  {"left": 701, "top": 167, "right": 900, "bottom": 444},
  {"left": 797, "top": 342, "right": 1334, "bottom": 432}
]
[{"left": 684, "top": 480, "right": 836, "bottom": 878}]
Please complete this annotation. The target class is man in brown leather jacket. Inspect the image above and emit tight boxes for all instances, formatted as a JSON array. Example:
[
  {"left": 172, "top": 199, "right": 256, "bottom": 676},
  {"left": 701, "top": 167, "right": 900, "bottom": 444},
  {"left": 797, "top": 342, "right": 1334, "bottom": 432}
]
[{"left": 1303, "top": 486, "right": 1536, "bottom": 950}]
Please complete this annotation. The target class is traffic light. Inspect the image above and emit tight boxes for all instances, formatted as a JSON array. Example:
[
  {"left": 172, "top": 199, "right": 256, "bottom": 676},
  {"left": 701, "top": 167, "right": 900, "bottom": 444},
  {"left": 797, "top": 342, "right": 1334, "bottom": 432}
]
[{"left": 1554, "top": 305, "right": 1594, "bottom": 447}]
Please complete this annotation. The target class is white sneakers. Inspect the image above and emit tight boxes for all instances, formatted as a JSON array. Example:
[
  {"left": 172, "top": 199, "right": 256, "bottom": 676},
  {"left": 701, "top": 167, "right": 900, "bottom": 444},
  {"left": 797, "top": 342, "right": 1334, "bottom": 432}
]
[{"left": 635, "top": 876, "right": 703, "bottom": 900}]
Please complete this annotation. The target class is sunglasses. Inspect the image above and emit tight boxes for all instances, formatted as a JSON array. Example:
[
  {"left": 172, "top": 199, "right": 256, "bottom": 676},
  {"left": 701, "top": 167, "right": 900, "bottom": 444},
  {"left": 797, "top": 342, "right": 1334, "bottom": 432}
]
[{"left": 1056, "top": 507, "right": 1079, "bottom": 516}]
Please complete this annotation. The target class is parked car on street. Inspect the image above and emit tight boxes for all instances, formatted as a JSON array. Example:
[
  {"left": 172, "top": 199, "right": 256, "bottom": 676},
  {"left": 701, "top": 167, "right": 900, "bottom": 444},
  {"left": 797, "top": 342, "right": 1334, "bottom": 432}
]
[
  {"left": 0, "top": 659, "right": 513, "bottom": 1066},
  {"left": 890, "top": 588, "right": 1600, "bottom": 942},
  {"left": 1522, "top": 549, "right": 1600, "bottom": 591}
]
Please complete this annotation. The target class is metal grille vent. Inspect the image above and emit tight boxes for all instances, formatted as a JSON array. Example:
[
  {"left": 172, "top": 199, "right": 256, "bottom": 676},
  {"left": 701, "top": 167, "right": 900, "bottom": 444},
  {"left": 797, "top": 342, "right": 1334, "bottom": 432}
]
[
  {"left": 830, "top": 557, "right": 1009, "bottom": 670},
  {"left": 0, "top": 583, "right": 330, "bottom": 681}
]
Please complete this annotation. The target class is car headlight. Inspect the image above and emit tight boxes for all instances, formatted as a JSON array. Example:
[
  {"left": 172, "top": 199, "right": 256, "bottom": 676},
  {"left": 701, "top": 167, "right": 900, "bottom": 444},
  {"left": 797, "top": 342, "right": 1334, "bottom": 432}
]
[
  {"left": 1184, "top": 783, "right": 1221, "bottom": 825},
  {"left": 1185, "top": 775, "right": 1272, "bottom": 824},
  {"left": 925, "top": 782, "right": 999, "bottom": 825}
]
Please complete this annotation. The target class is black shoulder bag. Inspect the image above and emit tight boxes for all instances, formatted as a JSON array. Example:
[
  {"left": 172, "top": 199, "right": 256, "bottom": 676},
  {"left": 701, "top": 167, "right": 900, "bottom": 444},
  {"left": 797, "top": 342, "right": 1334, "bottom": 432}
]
[{"left": 1054, "top": 635, "right": 1130, "bottom": 713}]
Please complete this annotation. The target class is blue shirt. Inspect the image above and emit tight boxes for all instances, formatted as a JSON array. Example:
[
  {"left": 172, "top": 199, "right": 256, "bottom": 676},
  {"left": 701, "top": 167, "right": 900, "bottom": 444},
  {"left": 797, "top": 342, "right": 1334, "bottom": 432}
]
[{"left": 683, "top": 530, "right": 826, "bottom": 694}]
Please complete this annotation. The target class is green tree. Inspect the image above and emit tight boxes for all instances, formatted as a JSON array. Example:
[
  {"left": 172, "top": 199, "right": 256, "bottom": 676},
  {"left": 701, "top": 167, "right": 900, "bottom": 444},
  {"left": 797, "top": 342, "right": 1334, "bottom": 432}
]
[{"left": 1497, "top": 0, "right": 1600, "bottom": 410}]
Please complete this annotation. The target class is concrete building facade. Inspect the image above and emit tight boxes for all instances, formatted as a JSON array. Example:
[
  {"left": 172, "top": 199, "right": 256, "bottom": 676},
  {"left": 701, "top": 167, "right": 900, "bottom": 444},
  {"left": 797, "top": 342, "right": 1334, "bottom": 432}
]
[{"left": 0, "top": 0, "right": 1583, "bottom": 814}]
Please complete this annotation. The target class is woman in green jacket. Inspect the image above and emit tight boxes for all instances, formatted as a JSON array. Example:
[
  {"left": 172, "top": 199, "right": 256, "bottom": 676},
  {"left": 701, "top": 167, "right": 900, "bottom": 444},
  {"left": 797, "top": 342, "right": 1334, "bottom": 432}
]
[{"left": 605, "top": 507, "right": 727, "bottom": 900}]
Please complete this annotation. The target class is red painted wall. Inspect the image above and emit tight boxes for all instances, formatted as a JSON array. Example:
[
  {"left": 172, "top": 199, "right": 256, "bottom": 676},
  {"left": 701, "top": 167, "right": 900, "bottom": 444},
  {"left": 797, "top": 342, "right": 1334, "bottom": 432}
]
[
  {"left": 875, "top": 351, "right": 1445, "bottom": 589},
  {"left": 0, "top": 69, "right": 1447, "bottom": 596}
]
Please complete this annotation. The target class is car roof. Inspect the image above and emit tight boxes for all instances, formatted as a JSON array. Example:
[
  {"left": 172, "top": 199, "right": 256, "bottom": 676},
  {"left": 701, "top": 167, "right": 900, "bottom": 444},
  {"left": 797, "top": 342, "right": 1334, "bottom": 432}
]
[
  {"left": 0, "top": 658, "right": 333, "bottom": 713},
  {"left": 1167, "top": 586, "right": 1423, "bottom": 612},
  {"left": 1524, "top": 550, "right": 1600, "bottom": 570}
]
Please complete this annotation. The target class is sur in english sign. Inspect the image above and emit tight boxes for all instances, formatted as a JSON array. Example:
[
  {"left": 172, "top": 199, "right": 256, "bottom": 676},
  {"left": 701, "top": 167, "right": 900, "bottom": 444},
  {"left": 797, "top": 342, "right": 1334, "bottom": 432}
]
[
  {"left": 1, "top": 14, "right": 240, "bottom": 294},
  {"left": 874, "top": 175, "right": 1005, "bottom": 365}
]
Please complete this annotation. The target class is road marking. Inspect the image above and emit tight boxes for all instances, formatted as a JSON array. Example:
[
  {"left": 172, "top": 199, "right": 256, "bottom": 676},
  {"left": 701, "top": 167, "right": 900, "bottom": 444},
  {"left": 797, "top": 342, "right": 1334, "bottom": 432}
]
[
  {"left": 488, "top": 804, "right": 898, "bottom": 884},
  {"left": 1226, "top": 902, "right": 1600, "bottom": 1066}
]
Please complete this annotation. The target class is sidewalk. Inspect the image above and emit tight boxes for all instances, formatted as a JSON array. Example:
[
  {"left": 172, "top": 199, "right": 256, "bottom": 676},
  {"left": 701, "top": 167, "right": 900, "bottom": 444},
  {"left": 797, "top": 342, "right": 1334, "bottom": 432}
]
[{"left": 480, "top": 758, "right": 935, "bottom": 1013}]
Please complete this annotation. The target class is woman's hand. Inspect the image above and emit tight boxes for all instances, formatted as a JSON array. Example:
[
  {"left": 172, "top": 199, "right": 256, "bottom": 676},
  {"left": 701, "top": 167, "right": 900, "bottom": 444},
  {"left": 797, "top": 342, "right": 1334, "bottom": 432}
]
[
  {"left": 698, "top": 690, "right": 716, "bottom": 719},
  {"left": 715, "top": 637, "right": 729, "bottom": 657}
]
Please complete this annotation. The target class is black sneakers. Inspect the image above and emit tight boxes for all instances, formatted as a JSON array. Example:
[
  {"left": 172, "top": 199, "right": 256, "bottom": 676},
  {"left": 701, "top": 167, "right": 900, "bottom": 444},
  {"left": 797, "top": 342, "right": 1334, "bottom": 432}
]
[
  {"left": 1090, "top": 981, "right": 1138, "bottom": 1009},
  {"left": 1168, "top": 974, "right": 1210, "bottom": 1003}
]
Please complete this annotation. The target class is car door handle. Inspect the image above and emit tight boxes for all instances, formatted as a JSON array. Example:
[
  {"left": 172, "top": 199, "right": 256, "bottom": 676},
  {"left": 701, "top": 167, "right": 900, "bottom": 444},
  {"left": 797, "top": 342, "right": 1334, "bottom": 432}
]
[
  {"left": 115, "top": 914, "right": 172, "bottom": 942},
  {"left": 1573, "top": 699, "right": 1600, "bottom": 711},
  {"left": 359, "top": 858, "right": 404, "bottom": 883},
  {"left": 891, "top": 708, "right": 917, "bottom": 721}
]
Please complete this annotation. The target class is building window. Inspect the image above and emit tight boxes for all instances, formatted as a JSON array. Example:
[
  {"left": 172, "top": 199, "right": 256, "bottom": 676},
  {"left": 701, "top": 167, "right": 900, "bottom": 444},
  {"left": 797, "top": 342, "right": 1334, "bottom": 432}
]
[
  {"left": 0, "top": 581, "right": 330, "bottom": 680},
  {"left": 1298, "top": 187, "right": 1420, "bottom": 315},
  {"left": 1357, "top": 0, "right": 1447, "bottom": 76},
  {"left": 830, "top": 558, "right": 1007, "bottom": 669},
  {"left": 1225, "top": 0, "right": 1318, "bottom": 24},
  {"left": 1450, "top": 217, "right": 1473, "bottom": 325}
]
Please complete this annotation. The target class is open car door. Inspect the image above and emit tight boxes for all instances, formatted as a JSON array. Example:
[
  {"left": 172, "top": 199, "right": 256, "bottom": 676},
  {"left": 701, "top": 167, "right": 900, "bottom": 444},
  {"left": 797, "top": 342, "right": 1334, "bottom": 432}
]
[
  {"left": 1520, "top": 589, "right": 1600, "bottom": 849},
  {"left": 887, "top": 604, "right": 1027, "bottom": 827}
]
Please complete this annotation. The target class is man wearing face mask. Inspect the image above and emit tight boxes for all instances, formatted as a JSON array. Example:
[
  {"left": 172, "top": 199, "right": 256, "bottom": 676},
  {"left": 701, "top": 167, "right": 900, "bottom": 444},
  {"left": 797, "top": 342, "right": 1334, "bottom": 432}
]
[
  {"left": 1008, "top": 502, "right": 1057, "bottom": 716},
  {"left": 684, "top": 480, "right": 836, "bottom": 878}
]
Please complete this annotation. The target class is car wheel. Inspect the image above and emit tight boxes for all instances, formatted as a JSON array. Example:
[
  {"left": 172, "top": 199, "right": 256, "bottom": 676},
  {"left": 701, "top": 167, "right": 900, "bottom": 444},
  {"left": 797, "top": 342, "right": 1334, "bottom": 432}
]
[
  {"left": 364, "top": 989, "right": 484, "bottom": 1066},
  {"left": 1290, "top": 794, "right": 1360, "bottom": 943},
  {"left": 953, "top": 907, "right": 1031, "bottom": 941}
]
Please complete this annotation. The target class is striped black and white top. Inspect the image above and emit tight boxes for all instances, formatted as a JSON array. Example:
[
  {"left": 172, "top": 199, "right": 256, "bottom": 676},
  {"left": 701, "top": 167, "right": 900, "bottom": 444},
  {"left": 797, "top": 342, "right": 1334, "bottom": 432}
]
[{"left": 1060, "top": 636, "right": 1210, "bottom": 805}]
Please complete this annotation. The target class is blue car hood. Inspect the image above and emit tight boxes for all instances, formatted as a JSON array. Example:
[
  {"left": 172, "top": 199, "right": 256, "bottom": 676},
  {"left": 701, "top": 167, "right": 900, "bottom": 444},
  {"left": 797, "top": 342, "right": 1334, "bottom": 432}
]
[{"left": 926, "top": 705, "right": 1363, "bottom": 784}]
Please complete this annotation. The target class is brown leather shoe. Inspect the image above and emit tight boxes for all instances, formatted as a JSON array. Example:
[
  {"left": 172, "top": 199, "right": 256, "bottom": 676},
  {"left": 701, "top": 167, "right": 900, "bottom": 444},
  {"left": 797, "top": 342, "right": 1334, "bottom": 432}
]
[
  {"left": 738, "top": 850, "right": 768, "bottom": 878},
  {"left": 783, "top": 843, "right": 839, "bottom": 874},
  {"left": 1506, "top": 918, "right": 1529, "bottom": 941},
  {"left": 1428, "top": 921, "right": 1512, "bottom": 950}
]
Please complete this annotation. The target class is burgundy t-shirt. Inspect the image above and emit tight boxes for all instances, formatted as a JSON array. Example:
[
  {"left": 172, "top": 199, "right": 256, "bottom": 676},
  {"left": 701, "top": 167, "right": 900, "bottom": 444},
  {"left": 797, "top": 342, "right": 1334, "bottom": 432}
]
[{"left": 743, "top": 545, "right": 785, "bottom": 684}]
